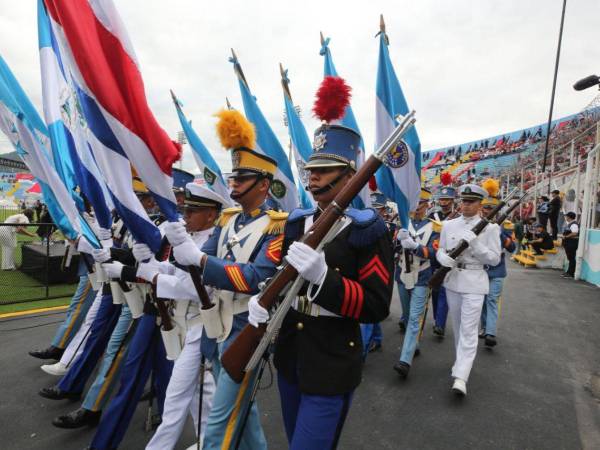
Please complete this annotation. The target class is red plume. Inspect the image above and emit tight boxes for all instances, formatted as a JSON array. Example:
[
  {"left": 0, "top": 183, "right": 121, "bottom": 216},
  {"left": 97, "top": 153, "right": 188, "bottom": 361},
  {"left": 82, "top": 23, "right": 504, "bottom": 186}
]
[
  {"left": 313, "top": 76, "right": 351, "bottom": 123},
  {"left": 440, "top": 172, "right": 453, "bottom": 186},
  {"left": 368, "top": 175, "right": 378, "bottom": 191},
  {"left": 171, "top": 140, "right": 183, "bottom": 162}
]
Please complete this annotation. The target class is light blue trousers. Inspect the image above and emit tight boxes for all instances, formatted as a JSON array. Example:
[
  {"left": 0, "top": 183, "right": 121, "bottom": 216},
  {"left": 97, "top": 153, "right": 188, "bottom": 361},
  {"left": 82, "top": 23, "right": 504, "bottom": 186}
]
[
  {"left": 398, "top": 284, "right": 429, "bottom": 365},
  {"left": 82, "top": 305, "right": 133, "bottom": 412},
  {"left": 481, "top": 277, "right": 504, "bottom": 337},
  {"left": 202, "top": 318, "right": 267, "bottom": 450},
  {"left": 51, "top": 275, "right": 96, "bottom": 349}
]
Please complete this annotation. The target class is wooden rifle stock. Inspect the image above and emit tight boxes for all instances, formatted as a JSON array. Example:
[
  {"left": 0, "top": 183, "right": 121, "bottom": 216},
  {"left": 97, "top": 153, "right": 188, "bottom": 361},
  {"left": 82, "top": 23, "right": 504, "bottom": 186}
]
[
  {"left": 428, "top": 193, "right": 512, "bottom": 289},
  {"left": 188, "top": 265, "right": 213, "bottom": 309},
  {"left": 221, "top": 112, "right": 417, "bottom": 383},
  {"left": 493, "top": 193, "right": 526, "bottom": 225}
]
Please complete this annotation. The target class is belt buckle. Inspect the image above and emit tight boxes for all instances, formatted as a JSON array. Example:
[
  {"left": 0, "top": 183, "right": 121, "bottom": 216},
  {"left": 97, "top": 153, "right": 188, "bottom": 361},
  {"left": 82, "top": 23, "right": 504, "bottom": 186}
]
[{"left": 298, "top": 296, "right": 318, "bottom": 317}]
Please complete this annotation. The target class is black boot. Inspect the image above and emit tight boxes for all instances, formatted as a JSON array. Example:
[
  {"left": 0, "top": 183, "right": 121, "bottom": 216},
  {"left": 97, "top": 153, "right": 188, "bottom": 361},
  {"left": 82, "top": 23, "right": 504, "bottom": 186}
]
[
  {"left": 29, "top": 346, "right": 64, "bottom": 360},
  {"left": 53, "top": 408, "right": 101, "bottom": 429},
  {"left": 39, "top": 385, "right": 81, "bottom": 401},
  {"left": 393, "top": 361, "right": 410, "bottom": 379},
  {"left": 484, "top": 334, "right": 497, "bottom": 347},
  {"left": 433, "top": 326, "right": 445, "bottom": 337}
]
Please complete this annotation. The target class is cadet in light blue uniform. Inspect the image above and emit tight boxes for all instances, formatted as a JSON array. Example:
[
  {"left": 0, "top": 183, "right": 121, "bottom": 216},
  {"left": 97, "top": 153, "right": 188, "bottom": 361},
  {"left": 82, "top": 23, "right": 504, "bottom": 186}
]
[
  {"left": 393, "top": 188, "right": 439, "bottom": 378},
  {"left": 480, "top": 192, "right": 515, "bottom": 348},
  {"left": 165, "top": 109, "right": 285, "bottom": 450}
]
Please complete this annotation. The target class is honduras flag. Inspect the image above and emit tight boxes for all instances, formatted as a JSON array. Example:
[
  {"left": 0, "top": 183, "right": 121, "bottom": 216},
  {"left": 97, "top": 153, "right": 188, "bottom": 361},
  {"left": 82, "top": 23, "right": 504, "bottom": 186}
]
[
  {"left": 374, "top": 24, "right": 421, "bottom": 228},
  {"left": 230, "top": 52, "right": 299, "bottom": 212},
  {"left": 43, "top": 0, "right": 181, "bottom": 251},
  {"left": 320, "top": 35, "right": 370, "bottom": 209},
  {"left": 38, "top": 0, "right": 113, "bottom": 229},
  {"left": 280, "top": 67, "right": 314, "bottom": 209},
  {"left": 170, "top": 90, "right": 232, "bottom": 207},
  {"left": 0, "top": 55, "right": 99, "bottom": 247}
]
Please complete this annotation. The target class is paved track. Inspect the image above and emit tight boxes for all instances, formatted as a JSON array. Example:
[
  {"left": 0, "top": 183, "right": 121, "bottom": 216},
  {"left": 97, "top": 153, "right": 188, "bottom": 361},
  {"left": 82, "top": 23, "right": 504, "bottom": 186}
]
[{"left": 2, "top": 262, "right": 599, "bottom": 449}]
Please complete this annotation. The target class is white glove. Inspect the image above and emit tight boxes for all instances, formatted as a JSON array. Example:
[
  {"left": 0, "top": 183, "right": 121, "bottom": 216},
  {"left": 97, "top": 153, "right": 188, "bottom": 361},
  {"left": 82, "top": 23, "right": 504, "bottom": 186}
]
[
  {"left": 92, "top": 247, "right": 111, "bottom": 263},
  {"left": 397, "top": 228, "right": 410, "bottom": 241},
  {"left": 136, "top": 258, "right": 160, "bottom": 282},
  {"left": 96, "top": 227, "right": 112, "bottom": 241},
  {"left": 165, "top": 221, "right": 188, "bottom": 246},
  {"left": 285, "top": 242, "right": 327, "bottom": 285},
  {"left": 436, "top": 248, "right": 456, "bottom": 268},
  {"left": 132, "top": 243, "right": 154, "bottom": 263},
  {"left": 76, "top": 236, "right": 95, "bottom": 255},
  {"left": 100, "top": 239, "right": 113, "bottom": 249},
  {"left": 400, "top": 236, "right": 419, "bottom": 250},
  {"left": 173, "top": 238, "right": 204, "bottom": 267},
  {"left": 101, "top": 261, "right": 124, "bottom": 279},
  {"left": 248, "top": 294, "right": 269, "bottom": 328},
  {"left": 460, "top": 230, "right": 477, "bottom": 244}
]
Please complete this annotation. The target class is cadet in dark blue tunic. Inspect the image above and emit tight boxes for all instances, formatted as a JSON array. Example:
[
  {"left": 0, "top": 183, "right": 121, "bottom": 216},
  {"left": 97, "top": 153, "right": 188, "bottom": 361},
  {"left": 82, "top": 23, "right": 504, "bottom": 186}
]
[{"left": 248, "top": 77, "right": 394, "bottom": 449}]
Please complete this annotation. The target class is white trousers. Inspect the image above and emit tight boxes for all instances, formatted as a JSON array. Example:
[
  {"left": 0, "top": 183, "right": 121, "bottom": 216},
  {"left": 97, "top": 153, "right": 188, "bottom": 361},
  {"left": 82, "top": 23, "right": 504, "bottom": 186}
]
[
  {"left": 59, "top": 290, "right": 102, "bottom": 368},
  {"left": 1, "top": 243, "right": 16, "bottom": 270},
  {"left": 146, "top": 330, "right": 215, "bottom": 450},
  {"left": 445, "top": 288, "right": 485, "bottom": 382}
]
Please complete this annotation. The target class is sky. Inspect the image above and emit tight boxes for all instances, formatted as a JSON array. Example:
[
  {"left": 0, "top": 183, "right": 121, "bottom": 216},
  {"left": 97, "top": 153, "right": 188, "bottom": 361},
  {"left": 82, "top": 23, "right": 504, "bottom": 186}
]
[{"left": 0, "top": 0, "right": 599, "bottom": 173}]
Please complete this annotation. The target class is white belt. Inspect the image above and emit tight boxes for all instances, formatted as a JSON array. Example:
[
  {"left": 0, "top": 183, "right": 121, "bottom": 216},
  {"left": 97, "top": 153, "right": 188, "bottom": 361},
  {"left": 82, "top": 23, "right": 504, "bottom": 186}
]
[
  {"left": 456, "top": 263, "right": 484, "bottom": 270},
  {"left": 292, "top": 296, "right": 342, "bottom": 318},
  {"left": 187, "top": 314, "right": 204, "bottom": 330}
]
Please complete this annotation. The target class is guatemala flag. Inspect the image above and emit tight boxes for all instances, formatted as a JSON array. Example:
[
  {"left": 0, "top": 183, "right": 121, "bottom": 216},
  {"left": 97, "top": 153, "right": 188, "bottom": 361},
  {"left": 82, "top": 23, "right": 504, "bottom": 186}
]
[
  {"left": 43, "top": 0, "right": 181, "bottom": 251},
  {"left": 374, "top": 24, "right": 421, "bottom": 228},
  {"left": 171, "top": 90, "right": 232, "bottom": 207},
  {"left": 230, "top": 51, "right": 299, "bottom": 212},
  {"left": 0, "top": 55, "right": 99, "bottom": 246},
  {"left": 280, "top": 66, "right": 314, "bottom": 209},
  {"left": 320, "top": 34, "right": 370, "bottom": 209},
  {"left": 38, "top": 0, "right": 113, "bottom": 229}
]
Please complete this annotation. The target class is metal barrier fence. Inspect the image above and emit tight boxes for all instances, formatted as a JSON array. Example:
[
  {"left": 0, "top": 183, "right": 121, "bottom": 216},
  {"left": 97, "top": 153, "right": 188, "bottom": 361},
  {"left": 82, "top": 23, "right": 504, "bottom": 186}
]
[{"left": 0, "top": 222, "right": 78, "bottom": 305}]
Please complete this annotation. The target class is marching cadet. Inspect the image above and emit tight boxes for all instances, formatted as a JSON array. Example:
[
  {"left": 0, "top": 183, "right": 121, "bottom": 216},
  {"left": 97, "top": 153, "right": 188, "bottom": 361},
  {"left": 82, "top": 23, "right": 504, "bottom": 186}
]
[
  {"left": 248, "top": 76, "right": 394, "bottom": 449},
  {"left": 429, "top": 185, "right": 457, "bottom": 338},
  {"left": 479, "top": 179, "right": 515, "bottom": 348},
  {"left": 435, "top": 183, "right": 501, "bottom": 396},
  {"left": 165, "top": 109, "right": 285, "bottom": 450},
  {"left": 142, "top": 183, "right": 228, "bottom": 450},
  {"left": 393, "top": 188, "right": 439, "bottom": 378},
  {"left": 360, "top": 191, "right": 392, "bottom": 357}
]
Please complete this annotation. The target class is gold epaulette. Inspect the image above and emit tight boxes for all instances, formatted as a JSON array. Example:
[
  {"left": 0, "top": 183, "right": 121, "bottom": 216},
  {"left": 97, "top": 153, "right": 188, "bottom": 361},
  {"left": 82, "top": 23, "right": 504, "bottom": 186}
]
[
  {"left": 217, "top": 207, "right": 242, "bottom": 228},
  {"left": 502, "top": 219, "right": 515, "bottom": 231},
  {"left": 263, "top": 210, "right": 289, "bottom": 235},
  {"left": 429, "top": 218, "right": 443, "bottom": 233}
]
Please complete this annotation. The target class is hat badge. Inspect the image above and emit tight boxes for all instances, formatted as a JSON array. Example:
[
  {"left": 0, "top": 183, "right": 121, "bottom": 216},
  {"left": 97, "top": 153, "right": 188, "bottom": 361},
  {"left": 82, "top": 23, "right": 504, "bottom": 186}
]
[{"left": 313, "top": 131, "right": 327, "bottom": 152}]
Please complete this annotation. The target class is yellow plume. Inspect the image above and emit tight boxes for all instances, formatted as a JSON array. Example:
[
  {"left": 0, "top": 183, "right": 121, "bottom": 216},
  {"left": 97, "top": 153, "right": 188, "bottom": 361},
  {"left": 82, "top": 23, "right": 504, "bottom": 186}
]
[
  {"left": 481, "top": 178, "right": 500, "bottom": 198},
  {"left": 214, "top": 109, "right": 256, "bottom": 150}
]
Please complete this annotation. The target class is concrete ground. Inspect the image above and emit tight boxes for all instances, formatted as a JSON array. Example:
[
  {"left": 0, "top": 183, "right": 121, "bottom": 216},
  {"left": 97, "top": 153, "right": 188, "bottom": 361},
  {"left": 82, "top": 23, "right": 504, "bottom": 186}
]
[{"left": 1, "top": 261, "right": 600, "bottom": 449}]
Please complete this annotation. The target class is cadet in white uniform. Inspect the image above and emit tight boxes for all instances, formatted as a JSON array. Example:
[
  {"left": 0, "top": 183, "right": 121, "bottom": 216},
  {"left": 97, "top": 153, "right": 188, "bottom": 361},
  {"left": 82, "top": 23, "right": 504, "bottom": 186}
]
[
  {"left": 139, "top": 184, "right": 228, "bottom": 450},
  {"left": 436, "top": 184, "right": 501, "bottom": 396}
]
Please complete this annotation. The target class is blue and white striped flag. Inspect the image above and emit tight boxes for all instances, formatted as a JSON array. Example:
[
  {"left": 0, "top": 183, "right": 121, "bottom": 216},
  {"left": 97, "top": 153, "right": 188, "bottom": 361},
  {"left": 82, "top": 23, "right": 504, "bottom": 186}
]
[
  {"left": 230, "top": 52, "right": 299, "bottom": 212},
  {"left": 0, "top": 55, "right": 98, "bottom": 246},
  {"left": 374, "top": 24, "right": 421, "bottom": 228},
  {"left": 170, "top": 91, "right": 232, "bottom": 206},
  {"left": 280, "top": 67, "right": 314, "bottom": 209},
  {"left": 38, "top": 0, "right": 114, "bottom": 229},
  {"left": 320, "top": 35, "right": 370, "bottom": 209}
]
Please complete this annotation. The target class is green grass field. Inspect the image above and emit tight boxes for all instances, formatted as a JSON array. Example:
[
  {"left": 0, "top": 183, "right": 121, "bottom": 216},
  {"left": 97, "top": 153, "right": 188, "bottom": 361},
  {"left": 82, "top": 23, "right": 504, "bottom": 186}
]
[{"left": 0, "top": 296, "right": 71, "bottom": 315}]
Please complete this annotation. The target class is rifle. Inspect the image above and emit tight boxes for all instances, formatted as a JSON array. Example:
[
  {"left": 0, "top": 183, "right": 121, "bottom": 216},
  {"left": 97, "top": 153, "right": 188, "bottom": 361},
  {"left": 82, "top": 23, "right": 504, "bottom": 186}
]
[
  {"left": 428, "top": 187, "right": 518, "bottom": 289},
  {"left": 221, "top": 111, "right": 417, "bottom": 383},
  {"left": 153, "top": 237, "right": 174, "bottom": 331},
  {"left": 492, "top": 192, "right": 527, "bottom": 225}
]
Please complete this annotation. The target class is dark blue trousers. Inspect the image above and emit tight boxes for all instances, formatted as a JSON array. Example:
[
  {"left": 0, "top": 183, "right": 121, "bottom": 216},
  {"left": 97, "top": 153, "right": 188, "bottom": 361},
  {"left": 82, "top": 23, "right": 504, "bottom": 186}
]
[
  {"left": 432, "top": 287, "right": 449, "bottom": 329},
  {"left": 58, "top": 294, "right": 120, "bottom": 394},
  {"left": 90, "top": 313, "right": 173, "bottom": 450},
  {"left": 278, "top": 373, "right": 352, "bottom": 450}
]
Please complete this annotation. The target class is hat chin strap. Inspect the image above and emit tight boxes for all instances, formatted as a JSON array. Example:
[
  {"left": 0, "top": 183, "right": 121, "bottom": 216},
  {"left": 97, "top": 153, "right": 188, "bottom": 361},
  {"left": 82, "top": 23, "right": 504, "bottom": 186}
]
[
  {"left": 307, "top": 166, "right": 351, "bottom": 195},
  {"left": 230, "top": 175, "right": 264, "bottom": 202}
]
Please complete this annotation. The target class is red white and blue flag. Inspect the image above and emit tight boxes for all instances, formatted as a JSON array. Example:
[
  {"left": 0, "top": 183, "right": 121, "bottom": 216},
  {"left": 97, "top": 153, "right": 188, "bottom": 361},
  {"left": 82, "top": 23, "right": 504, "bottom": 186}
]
[{"left": 43, "top": 0, "right": 181, "bottom": 251}]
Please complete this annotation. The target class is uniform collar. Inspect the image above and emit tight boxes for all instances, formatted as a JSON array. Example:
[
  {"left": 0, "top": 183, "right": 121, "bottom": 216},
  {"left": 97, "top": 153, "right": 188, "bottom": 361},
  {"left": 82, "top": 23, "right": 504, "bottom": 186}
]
[
  {"left": 240, "top": 203, "right": 267, "bottom": 222},
  {"left": 461, "top": 214, "right": 480, "bottom": 224},
  {"left": 190, "top": 227, "right": 214, "bottom": 242}
]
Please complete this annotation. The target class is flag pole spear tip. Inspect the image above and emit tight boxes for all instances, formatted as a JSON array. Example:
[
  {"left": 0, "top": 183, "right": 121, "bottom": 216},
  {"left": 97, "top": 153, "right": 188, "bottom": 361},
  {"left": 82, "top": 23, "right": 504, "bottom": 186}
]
[
  {"left": 279, "top": 63, "right": 285, "bottom": 78},
  {"left": 231, "top": 48, "right": 237, "bottom": 60},
  {"left": 320, "top": 31, "right": 325, "bottom": 45},
  {"left": 380, "top": 14, "right": 385, "bottom": 33},
  {"left": 225, "top": 97, "right": 232, "bottom": 110}
]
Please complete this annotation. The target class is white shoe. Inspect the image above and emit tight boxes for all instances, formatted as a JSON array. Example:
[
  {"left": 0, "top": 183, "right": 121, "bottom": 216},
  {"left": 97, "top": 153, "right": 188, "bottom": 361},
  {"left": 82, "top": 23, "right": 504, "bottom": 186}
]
[
  {"left": 451, "top": 378, "right": 467, "bottom": 396},
  {"left": 41, "top": 361, "right": 68, "bottom": 376}
]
